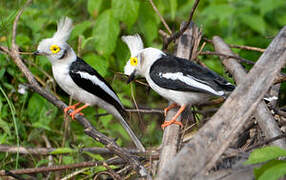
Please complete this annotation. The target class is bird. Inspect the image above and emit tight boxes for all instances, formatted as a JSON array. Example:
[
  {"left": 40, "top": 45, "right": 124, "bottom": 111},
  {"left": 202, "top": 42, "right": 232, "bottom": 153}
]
[
  {"left": 34, "top": 17, "right": 145, "bottom": 152},
  {"left": 122, "top": 34, "right": 235, "bottom": 128}
]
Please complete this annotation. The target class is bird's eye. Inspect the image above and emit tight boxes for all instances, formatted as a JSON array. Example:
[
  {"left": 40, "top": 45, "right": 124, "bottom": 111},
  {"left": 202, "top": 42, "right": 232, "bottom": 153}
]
[
  {"left": 130, "top": 57, "right": 138, "bottom": 66},
  {"left": 50, "top": 45, "right": 61, "bottom": 54}
]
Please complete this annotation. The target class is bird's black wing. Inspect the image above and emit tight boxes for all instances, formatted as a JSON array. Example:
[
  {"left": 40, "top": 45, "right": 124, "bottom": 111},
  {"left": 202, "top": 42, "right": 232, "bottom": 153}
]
[
  {"left": 69, "top": 57, "right": 127, "bottom": 118},
  {"left": 149, "top": 55, "right": 235, "bottom": 96}
]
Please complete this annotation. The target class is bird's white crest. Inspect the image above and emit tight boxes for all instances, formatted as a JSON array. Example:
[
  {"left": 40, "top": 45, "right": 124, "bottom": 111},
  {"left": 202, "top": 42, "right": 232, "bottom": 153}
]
[
  {"left": 52, "top": 17, "right": 73, "bottom": 42},
  {"left": 121, "top": 34, "right": 144, "bottom": 57}
]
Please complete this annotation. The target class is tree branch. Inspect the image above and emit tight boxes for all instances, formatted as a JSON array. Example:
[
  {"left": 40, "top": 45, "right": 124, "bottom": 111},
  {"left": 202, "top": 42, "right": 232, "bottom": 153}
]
[
  {"left": 163, "top": 0, "right": 200, "bottom": 50},
  {"left": 6, "top": 0, "right": 150, "bottom": 178},
  {"left": 159, "top": 26, "right": 286, "bottom": 179},
  {"left": 212, "top": 36, "right": 286, "bottom": 149}
]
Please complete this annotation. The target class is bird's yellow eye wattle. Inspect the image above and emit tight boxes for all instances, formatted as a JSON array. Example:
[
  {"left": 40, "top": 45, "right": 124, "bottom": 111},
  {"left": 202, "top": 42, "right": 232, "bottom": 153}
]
[
  {"left": 130, "top": 57, "right": 138, "bottom": 66},
  {"left": 50, "top": 45, "right": 61, "bottom": 54}
]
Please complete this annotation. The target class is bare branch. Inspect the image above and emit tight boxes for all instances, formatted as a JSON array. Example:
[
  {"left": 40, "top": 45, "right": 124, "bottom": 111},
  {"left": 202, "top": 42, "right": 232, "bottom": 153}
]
[
  {"left": 149, "top": 0, "right": 172, "bottom": 34},
  {"left": 159, "top": 26, "right": 286, "bottom": 179},
  {"left": 163, "top": 0, "right": 200, "bottom": 50},
  {"left": 246, "top": 134, "right": 286, "bottom": 151},
  {"left": 229, "top": 44, "right": 265, "bottom": 52},
  {"left": 0, "top": 157, "right": 123, "bottom": 176},
  {"left": 6, "top": 1, "right": 150, "bottom": 178}
]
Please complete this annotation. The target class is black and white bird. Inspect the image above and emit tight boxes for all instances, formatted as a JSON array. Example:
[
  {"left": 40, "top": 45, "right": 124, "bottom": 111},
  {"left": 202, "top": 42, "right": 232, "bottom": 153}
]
[
  {"left": 122, "top": 34, "right": 235, "bottom": 128},
  {"left": 34, "top": 17, "right": 145, "bottom": 152}
]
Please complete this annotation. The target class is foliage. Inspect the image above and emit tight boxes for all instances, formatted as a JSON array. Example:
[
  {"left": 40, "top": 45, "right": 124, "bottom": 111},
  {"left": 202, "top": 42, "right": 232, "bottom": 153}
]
[
  {"left": 245, "top": 146, "right": 286, "bottom": 180},
  {"left": 0, "top": 0, "right": 285, "bottom": 178}
]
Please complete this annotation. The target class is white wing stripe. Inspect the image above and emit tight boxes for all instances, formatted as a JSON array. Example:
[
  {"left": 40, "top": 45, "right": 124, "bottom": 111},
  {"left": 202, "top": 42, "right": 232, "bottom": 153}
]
[
  {"left": 76, "top": 72, "right": 122, "bottom": 104},
  {"left": 160, "top": 72, "right": 224, "bottom": 96}
]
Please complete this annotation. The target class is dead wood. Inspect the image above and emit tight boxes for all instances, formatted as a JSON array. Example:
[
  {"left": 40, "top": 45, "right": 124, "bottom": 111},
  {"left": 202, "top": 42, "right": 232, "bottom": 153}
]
[
  {"left": 213, "top": 36, "right": 286, "bottom": 149},
  {"left": 157, "top": 22, "right": 196, "bottom": 176},
  {"left": 158, "top": 26, "right": 286, "bottom": 180}
]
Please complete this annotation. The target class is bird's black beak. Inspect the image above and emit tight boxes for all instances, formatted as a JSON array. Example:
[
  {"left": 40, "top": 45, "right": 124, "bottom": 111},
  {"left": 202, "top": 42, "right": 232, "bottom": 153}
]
[
  {"left": 127, "top": 71, "right": 136, "bottom": 84},
  {"left": 33, "top": 50, "right": 40, "bottom": 56}
]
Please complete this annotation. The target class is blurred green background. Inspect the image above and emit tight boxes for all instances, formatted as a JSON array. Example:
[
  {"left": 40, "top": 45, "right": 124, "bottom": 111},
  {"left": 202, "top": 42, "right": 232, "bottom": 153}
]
[{"left": 0, "top": 0, "right": 285, "bottom": 177}]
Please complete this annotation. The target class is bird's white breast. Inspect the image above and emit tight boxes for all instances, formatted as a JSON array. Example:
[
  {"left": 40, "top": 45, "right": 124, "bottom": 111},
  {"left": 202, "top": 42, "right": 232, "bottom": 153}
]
[{"left": 52, "top": 63, "right": 97, "bottom": 105}]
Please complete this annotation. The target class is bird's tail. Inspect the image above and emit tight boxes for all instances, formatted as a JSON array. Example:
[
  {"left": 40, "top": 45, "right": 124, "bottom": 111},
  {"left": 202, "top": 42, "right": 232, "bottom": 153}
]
[
  {"left": 116, "top": 113, "right": 145, "bottom": 152},
  {"left": 113, "top": 106, "right": 145, "bottom": 152}
]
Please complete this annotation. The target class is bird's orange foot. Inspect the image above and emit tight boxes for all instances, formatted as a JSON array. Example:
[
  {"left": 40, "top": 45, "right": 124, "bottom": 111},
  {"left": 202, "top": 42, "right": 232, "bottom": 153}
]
[
  {"left": 68, "top": 104, "right": 89, "bottom": 120},
  {"left": 64, "top": 102, "right": 81, "bottom": 114},
  {"left": 164, "top": 103, "right": 178, "bottom": 116},
  {"left": 161, "top": 119, "right": 183, "bottom": 129},
  {"left": 69, "top": 110, "right": 84, "bottom": 120}
]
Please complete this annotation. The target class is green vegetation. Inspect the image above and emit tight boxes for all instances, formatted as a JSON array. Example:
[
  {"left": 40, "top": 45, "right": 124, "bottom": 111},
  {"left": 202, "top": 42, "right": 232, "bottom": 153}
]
[
  {"left": 245, "top": 146, "right": 286, "bottom": 180},
  {"left": 0, "top": 0, "right": 285, "bottom": 178}
]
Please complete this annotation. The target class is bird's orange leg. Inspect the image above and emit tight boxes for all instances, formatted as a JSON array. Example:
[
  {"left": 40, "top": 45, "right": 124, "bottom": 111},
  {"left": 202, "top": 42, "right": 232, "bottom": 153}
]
[
  {"left": 64, "top": 102, "right": 81, "bottom": 114},
  {"left": 69, "top": 104, "right": 89, "bottom": 119},
  {"left": 161, "top": 104, "right": 186, "bottom": 129},
  {"left": 164, "top": 103, "right": 178, "bottom": 116}
]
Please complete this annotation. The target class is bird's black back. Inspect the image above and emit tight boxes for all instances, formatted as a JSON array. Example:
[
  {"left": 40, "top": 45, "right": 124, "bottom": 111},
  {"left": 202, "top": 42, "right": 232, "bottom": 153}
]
[
  {"left": 69, "top": 57, "right": 128, "bottom": 119},
  {"left": 149, "top": 55, "right": 235, "bottom": 95}
]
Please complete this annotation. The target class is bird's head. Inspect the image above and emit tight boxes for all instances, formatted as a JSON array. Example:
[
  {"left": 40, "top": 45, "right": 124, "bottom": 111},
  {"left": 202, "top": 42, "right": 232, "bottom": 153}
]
[
  {"left": 122, "top": 34, "right": 165, "bottom": 83},
  {"left": 34, "top": 17, "right": 75, "bottom": 64}
]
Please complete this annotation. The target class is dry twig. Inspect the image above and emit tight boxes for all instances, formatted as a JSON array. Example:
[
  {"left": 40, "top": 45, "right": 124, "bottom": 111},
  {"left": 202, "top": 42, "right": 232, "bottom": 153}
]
[
  {"left": 5, "top": 0, "right": 150, "bottom": 178},
  {"left": 149, "top": 0, "right": 172, "bottom": 34},
  {"left": 163, "top": 0, "right": 200, "bottom": 50}
]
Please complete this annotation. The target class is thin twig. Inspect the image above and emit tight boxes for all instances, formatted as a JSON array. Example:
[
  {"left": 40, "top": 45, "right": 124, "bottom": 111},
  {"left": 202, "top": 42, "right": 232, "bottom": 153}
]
[
  {"left": 0, "top": 157, "right": 123, "bottom": 176},
  {"left": 199, "top": 51, "right": 255, "bottom": 65},
  {"left": 203, "top": 37, "right": 265, "bottom": 53},
  {"left": 0, "top": 144, "right": 159, "bottom": 156},
  {"left": 229, "top": 44, "right": 265, "bottom": 52},
  {"left": 7, "top": 1, "right": 150, "bottom": 177},
  {"left": 163, "top": 0, "right": 200, "bottom": 50},
  {"left": 246, "top": 134, "right": 286, "bottom": 151},
  {"left": 149, "top": 0, "right": 172, "bottom": 34}
]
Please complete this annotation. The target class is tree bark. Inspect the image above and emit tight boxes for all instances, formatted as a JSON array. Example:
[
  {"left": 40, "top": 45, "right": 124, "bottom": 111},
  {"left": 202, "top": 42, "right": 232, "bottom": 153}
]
[{"left": 158, "top": 26, "right": 286, "bottom": 180}]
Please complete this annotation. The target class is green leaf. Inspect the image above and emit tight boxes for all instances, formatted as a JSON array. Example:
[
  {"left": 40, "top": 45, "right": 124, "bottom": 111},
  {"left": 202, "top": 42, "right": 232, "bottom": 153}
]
[
  {"left": 82, "top": 53, "right": 109, "bottom": 77},
  {"left": 51, "top": 148, "right": 75, "bottom": 155},
  {"left": 0, "top": 118, "right": 11, "bottom": 136},
  {"left": 92, "top": 10, "right": 120, "bottom": 56},
  {"left": 112, "top": 0, "right": 140, "bottom": 28},
  {"left": 169, "top": 0, "right": 177, "bottom": 20},
  {"left": 239, "top": 14, "right": 266, "bottom": 34},
  {"left": 87, "top": 0, "right": 103, "bottom": 18},
  {"left": 70, "top": 21, "right": 92, "bottom": 40},
  {"left": 258, "top": 0, "right": 285, "bottom": 15},
  {"left": 138, "top": 2, "right": 158, "bottom": 45},
  {"left": 254, "top": 160, "right": 286, "bottom": 180},
  {"left": 97, "top": 108, "right": 112, "bottom": 128},
  {"left": 27, "top": 93, "right": 58, "bottom": 131},
  {"left": 244, "top": 146, "right": 286, "bottom": 165}
]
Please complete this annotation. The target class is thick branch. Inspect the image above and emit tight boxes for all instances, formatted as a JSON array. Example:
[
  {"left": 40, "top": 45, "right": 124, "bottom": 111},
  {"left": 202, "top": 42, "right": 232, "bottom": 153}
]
[
  {"left": 213, "top": 36, "right": 286, "bottom": 149},
  {"left": 158, "top": 22, "right": 195, "bottom": 177},
  {"left": 159, "top": 26, "right": 286, "bottom": 179}
]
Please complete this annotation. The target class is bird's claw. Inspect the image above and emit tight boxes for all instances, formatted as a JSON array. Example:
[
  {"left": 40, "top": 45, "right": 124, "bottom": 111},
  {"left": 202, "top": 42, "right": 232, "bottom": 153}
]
[
  {"left": 70, "top": 111, "right": 84, "bottom": 120},
  {"left": 161, "top": 119, "right": 183, "bottom": 129}
]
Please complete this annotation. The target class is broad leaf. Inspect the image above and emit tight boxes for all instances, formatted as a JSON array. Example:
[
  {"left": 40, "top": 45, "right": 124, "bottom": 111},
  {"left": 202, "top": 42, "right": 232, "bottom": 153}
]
[
  {"left": 87, "top": 0, "right": 103, "bottom": 18},
  {"left": 239, "top": 14, "right": 266, "bottom": 34},
  {"left": 82, "top": 53, "right": 109, "bottom": 77},
  {"left": 112, "top": 0, "right": 140, "bottom": 28},
  {"left": 70, "top": 21, "right": 92, "bottom": 40},
  {"left": 245, "top": 146, "right": 286, "bottom": 165},
  {"left": 92, "top": 10, "right": 120, "bottom": 56},
  {"left": 254, "top": 160, "right": 286, "bottom": 180}
]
